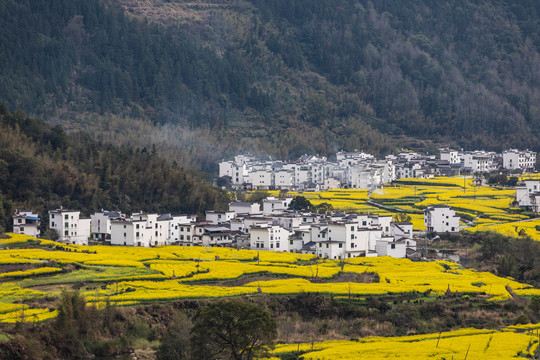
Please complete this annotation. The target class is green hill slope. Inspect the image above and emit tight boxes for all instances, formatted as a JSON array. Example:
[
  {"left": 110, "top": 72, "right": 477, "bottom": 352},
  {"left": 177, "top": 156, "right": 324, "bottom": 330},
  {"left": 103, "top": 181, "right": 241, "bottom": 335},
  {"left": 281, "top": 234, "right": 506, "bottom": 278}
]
[
  {"left": 0, "top": 107, "right": 226, "bottom": 232},
  {"left": 1, "top": 0, "right": 540, "bottom": 170}
]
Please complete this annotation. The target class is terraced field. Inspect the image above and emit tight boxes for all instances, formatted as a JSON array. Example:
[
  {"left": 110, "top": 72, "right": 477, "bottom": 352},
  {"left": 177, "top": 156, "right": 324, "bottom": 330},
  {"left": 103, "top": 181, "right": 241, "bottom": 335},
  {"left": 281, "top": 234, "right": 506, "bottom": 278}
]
[
  {"left": 274, "top": 175, "right": 540, "bottom": 240},
  {"left": 269, "top": 326, "right": 540, "bottom": 360},
  {"left": 1, "top": 234, "right": 539, "bottom": 324}
]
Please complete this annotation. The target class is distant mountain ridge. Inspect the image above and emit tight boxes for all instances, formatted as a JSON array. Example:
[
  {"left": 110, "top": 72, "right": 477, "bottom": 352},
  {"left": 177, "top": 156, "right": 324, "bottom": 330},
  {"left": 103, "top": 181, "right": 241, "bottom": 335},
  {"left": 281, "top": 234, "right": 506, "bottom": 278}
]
[{"left": 1, "top": 0, "right": 539, "bottom": 171}]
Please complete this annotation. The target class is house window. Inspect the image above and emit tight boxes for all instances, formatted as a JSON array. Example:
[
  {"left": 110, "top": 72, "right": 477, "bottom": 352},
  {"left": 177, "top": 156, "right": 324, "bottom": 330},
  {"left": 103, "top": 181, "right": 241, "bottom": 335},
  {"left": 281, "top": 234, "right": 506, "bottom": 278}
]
[
  {"left": 290, "top": 240, "right": 293, "bottom": 245},
  {"left": 319, "top": 243, "right": 322, "bottom": 247},
  {"left": 124, "top": 233, "right": 126, "bottom": 237},
  {"left": 124, "top": 225, "right": 126, "bottom": 229},
  {"left": 64, "top": 230, "right": 68, "bottom": 236},
  {"left": 351, "top": 235, "right": 354, "bottom": 240},
  {"left": 65, "top": 222, "right": 68, "bottom": 227},
  {"left": 180, "top": 235, "right": 184, "bottom": 240},
  {"left": 136, "top": 224, "right": 140, "bottom": 229},
  {"left": 17, "top": 219, "right": 22, "bottom": 223},
  {"left": 391, "top": 244, "right": 396, "bottom": 249},
  {"left": 136, "top": 232, "right": 140, "bottom": 237},
  {"left": 51, "top": 222, "right": 55, "bottom": 227},
  {"left": 52, "top": 214, "right": 55, "bottom": 219},
  {"left": 19, "top": 227, "right": 24, "bottom": 233},
  {"left": 326, "top": 244, "right": 329, "bottom": 248},
  {"left": 186, "top": 235, "right": 190, "bottom": 240},
  {"left": 339, "top": 243, "right": 342, "bottom": 248},
  {"left": 276, "top": 242, "right": 280, "bottom": 248},
  {"left": 362, "top": 221, "right": 367, "bottom": 226},
  {"left": 65, "top": 215, "right": 68, "bottom": 220},
  {"left": 351, "top": 226, "right": 354, "bottom": 231}
]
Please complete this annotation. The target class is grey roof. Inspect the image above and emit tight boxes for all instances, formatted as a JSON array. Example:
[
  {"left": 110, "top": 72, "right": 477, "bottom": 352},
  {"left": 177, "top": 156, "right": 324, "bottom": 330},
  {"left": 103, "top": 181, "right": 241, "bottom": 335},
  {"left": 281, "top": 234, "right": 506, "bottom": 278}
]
[{"left": 157, "top": 214, "right": 173, "bottom": 221}]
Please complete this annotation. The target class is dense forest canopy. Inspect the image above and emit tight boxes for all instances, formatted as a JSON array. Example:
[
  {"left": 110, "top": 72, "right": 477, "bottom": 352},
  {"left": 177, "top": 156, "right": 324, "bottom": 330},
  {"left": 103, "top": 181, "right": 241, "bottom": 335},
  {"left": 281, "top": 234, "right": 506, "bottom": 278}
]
[
  {"left": 0, "top": 107, "right": 227, "bottom": 232},
  {"left": 1, "top": 0, "right": 540, "bottom": 171}
]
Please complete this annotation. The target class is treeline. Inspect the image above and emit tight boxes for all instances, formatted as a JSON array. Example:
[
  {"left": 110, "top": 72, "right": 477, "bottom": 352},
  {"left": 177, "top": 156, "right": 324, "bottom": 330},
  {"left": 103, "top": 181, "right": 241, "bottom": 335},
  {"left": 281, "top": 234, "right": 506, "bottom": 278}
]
[{"left": 0, "top": 107, "right": 227, "bottom": 232}]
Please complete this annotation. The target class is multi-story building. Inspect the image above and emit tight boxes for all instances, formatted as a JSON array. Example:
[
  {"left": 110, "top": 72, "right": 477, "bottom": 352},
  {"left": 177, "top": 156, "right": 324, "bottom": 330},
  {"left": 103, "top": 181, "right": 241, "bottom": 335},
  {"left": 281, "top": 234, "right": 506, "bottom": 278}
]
[
  {"left": 12, "top": 210, "right": 40, "bottom": 237},
  {"left": 250, "top": 224, "right": 290, "bottom": 251},
  {"left": 516, "top": 180, "right": 540, "bottom": 207},
  {"left": 424, "top": 206, "right": 460, "bottom": 233},
  {"left": 502, "top": 149, "right": 536, "bottom": 171},
  {"left": 49, "top": 208, "right": 90, "bottom": 245},
  {"left": 90, "top": 210, "right": 123, "bottom": 241}
]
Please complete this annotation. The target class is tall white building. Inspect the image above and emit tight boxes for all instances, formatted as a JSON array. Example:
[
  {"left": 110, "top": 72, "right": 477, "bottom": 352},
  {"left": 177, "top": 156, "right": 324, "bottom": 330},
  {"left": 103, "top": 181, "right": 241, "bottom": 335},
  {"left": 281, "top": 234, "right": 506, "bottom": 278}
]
[
  {"left": 516, "top": 180, "right": 540, "bottom": 207},
  {"left": 250, "top": 224, "right": 290, "bottom": 251},
  {"left": 90, "top": 211, "right": 123, "bottom": 241},
  {"left": 49, "top": 208, "right": 90, "bottom": 245},
  {"left": 424, "top": 206, "right": 460, "bottom": 233}
]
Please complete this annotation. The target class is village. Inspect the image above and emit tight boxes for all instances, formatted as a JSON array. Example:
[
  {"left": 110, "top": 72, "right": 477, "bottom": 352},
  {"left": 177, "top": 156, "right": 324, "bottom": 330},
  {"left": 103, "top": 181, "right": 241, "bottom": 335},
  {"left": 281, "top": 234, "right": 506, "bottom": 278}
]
[
  {"left": 9, "top": 148, "right": 539, "bottom": 261},
  {"left": 218, "top": 148, "right": 537, "bottom": 190}
]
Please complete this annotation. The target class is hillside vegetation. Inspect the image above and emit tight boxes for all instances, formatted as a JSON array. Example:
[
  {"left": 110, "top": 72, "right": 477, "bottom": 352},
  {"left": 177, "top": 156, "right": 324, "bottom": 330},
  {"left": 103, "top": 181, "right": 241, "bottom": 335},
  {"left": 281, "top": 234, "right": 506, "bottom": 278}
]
[
  {"left": 0, "top": 108, "right": 226, "bottom": 232},
  {"left": 2, "top": 0, "right": 540, "bottom": 170}
]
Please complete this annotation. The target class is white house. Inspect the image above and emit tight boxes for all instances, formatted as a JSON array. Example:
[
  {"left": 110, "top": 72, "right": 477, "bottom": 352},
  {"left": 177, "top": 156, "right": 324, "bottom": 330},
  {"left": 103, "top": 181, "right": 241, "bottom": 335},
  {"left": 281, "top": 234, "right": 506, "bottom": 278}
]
[
  {"left": 205, "top": 210, "right": 235, "bottom": 225},
  {"left": 530, "top": 192, "right": 540, "bottom": 214},
  {"left": 90, "top": 211, "right": 123, "bottom": 241},
  {"left": 376, "top": 238, "right": 408, "bottom": 258},
  {"left": 390, "top": 222, "right": 413, "bottom": 240},
  {"left": 424, "top": 206, "right": 460, "bottom": 233},
  {"left": 440, "top": 148, "right": 461, "bottom": 164},
  {"left": 49, "top": 208, "right": 90, "bottom": 245},
  {"left": 262, "top": 197, "right": 293, "bottom": 214},
  {"left": 12, "top": 210, "right": 40, "bottom": 237},
  {"left": 248, "top": 169, "right": 273, "bottom": 189},
  {"left": 229, "top": 202, "right": 261, "bottom": 215},
  {"left": 110, "top": 213, "right": 159, "bottom": 247},
  {"left": 274, "top": 169, "right": 295, "bottom": 189},
  {"left": 250, "top": 224, "right": 290, "bottom": 252},
  {"left": 516, "top": 180, "right": 540, "bottom": 207},
  {"left": 502, "top": 149, "right": 536, "bottom": 171}
]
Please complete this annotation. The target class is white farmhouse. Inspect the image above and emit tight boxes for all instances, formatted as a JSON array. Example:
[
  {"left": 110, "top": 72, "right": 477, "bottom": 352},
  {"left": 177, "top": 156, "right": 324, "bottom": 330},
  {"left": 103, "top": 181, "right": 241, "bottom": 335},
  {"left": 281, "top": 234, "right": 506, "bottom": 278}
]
[
  {"left": 424, "top": 206, "right": 460, "bottom": 233},
  {"left": 90, "top": 210, "right": 123, "bottom": 241},
  {"left": 250, "top": 224, "right": 290, "bottom": 252},
  {"left": 229, "top": 202, "right": 261, "bottom": 215},
  {"left": 12, "top": 210, "right": 40, "bottom": 237},
  {"left": 502, "top": 149, "right": 536, "bottom": 171},
  {"left": 49, "top": 208, "right": 90, "bottom": 245},
  {"left": 110, "top": 213, "right": 159, "bottom": 247},
  {"left": 530, "top": 192, "right": 540, "bottom": 214},
  {"left": 205, "top": 210, "right": 235, "bottom": 225},
  {"left": 390, "top": 222, "right": 413, "bottom": 240},
  {"left": 262, "top": 197, "right": 293, "bottom": 214},
  {"left": 376, "top": 238, "right": 408, "bottom": 258},
  {"left": 439, "top": 148, "right": 461, "bottom": 164},
  {"left": 516, "top": 180, "right": 540, "bottom": 207}
]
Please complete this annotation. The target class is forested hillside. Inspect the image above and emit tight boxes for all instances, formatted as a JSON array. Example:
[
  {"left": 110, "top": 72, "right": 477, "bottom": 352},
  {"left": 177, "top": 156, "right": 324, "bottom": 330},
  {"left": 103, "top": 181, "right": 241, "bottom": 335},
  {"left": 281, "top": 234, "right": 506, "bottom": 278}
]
[
  {"left": 0, "top": 107, "right": 226, "bottom": 232},
  {"left": 1, "top": 0, "right": 540, "bottom": 171}
]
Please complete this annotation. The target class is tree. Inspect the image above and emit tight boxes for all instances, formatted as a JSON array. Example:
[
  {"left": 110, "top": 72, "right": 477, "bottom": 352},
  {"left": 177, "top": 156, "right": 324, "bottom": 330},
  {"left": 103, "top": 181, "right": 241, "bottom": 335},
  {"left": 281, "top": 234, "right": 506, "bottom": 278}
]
[
  {"left": 190, "top": 300, "right": 277, "bottom": 360},
  {"left": 315, "top": 202, "right": 333, "bottom": 214},
  {"left": 288, "top": 196, "right": 313, "bottom": 211},
  {"left": 392, "top": 213, "right": 412, "bottom": 223},
  {"left": 157, "top": 312, "right": 192, "bottom": 360}
]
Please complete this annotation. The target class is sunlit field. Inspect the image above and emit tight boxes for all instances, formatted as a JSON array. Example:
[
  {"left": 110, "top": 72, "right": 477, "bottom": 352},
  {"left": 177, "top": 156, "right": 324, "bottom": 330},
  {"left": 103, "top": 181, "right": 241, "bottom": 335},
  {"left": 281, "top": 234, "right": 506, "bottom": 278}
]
[
  {"left": 271, "top": 175, "right": 540, "bottom": 240},
  {"left": 1, "top": 234, "right": 539, "bottom": 324},
  {"left": 269, "top": 326, "right": 540, "bottom": 359}
]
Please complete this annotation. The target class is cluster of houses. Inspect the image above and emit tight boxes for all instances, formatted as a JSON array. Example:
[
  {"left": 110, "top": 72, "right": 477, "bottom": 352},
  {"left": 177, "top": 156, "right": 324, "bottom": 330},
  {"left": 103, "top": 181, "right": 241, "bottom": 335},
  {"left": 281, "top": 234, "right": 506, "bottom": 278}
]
[
  {"left": 11, "top": 200, "right": 461, "bottom": 260},
  {"left": 218, "top": 149, "right": 537, "bottom": 191}
]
